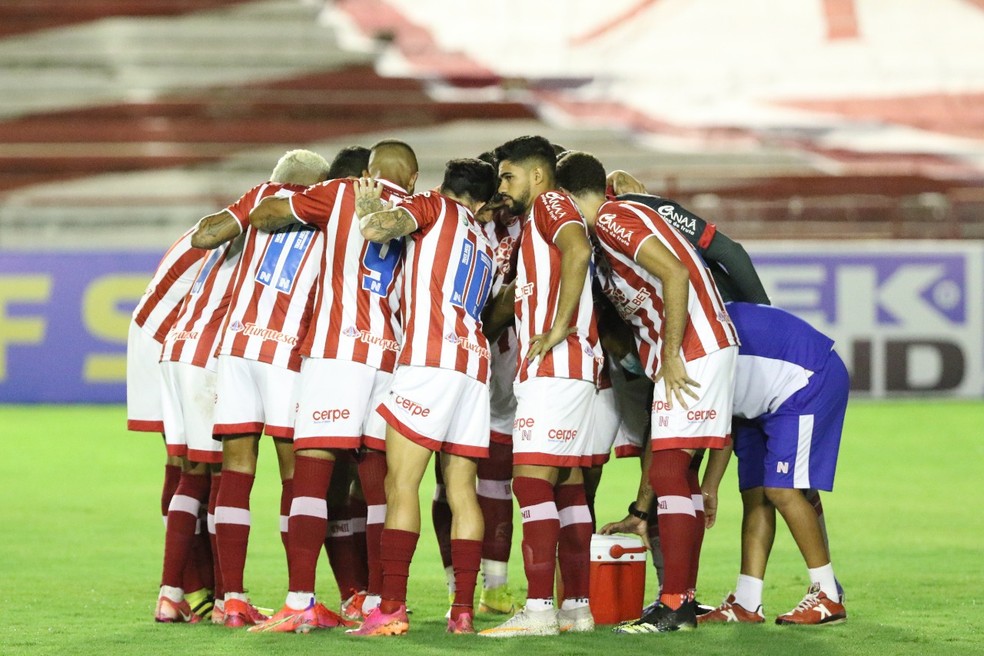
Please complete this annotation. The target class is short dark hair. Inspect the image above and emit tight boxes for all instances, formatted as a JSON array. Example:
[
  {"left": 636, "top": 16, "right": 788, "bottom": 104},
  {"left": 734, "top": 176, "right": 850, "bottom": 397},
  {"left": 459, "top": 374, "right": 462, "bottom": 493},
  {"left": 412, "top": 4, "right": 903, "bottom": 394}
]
[
  {"left": 476, "top": 150, "right": 497, "bottom": 167},
  {"left": 327, "top": 146, "right": 370, "bottom": 179},
  {"left": 493, "top": 135, "right": 556, "bottom": 176},
  {"left": 551, "top": 143, "right": 568, "bottom": 157},
  {"left": 556, "top": 151, "right": 607, "bottom": 196},
  {"left": 441, "top": 158, "right": 497, "bottom": 204}
]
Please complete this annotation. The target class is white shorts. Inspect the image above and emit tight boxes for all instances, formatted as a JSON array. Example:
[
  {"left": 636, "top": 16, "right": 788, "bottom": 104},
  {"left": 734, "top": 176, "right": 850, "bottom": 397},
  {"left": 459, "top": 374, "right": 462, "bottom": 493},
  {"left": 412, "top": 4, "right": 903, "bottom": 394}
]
[
  {"left": 213, "top": 355, "right": 298, "bottom": 439},
  {"left": 587, "top": 386, "right": 619, "bottom": 466},
  {"left": 293, "top": 358, "right": 392, "bottom": 452},
  {"left": 377, "top": 365, "right": 490, "bottom": 458},
  {"left": 512, "top": 377, "right": 596, "bottom": 468},
  {"left": 126, "top": 322, "right": 165, "bottom": 432},
  {"left": 650, "top": 346, "right": 737, "bottom": 451},
  {"left": 160, "top": 361, "right": 223, "bottom": 463},
  {"left": 611, "top": 367, "right": 653, "bottom": 458},
  {"left": 488, "top": 346, "right": 518, "bottom": 444}
]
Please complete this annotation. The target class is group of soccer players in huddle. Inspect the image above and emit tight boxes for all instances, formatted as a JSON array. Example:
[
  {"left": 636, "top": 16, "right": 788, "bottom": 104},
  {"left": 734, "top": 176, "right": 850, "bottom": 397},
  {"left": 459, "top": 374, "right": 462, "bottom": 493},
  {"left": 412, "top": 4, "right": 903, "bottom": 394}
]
[{"left": 127, "top": 135, "right": 850, "bottom": 637}]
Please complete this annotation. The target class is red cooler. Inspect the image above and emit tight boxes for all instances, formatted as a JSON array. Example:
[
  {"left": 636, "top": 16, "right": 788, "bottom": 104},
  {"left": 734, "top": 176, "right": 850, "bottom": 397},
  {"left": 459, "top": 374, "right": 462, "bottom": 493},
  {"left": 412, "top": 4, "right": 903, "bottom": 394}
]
[{"left": 589, "top": 533, "right": 648, "bottom": 624}]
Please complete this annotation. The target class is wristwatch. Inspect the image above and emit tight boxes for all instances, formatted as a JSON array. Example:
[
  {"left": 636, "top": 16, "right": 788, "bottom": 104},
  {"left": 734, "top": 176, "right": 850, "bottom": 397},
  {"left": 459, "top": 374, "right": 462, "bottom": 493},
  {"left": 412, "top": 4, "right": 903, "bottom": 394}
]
[{"left": 628, "top": 501, "right": 649, "bottom": 521}]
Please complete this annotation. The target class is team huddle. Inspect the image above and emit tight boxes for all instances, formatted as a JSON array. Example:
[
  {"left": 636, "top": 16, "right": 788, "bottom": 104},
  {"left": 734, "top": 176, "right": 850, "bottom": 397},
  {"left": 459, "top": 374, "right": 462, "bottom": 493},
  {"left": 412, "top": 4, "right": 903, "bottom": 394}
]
[{"left": 127, "top": 135, "right": 850, "bottom": 637}]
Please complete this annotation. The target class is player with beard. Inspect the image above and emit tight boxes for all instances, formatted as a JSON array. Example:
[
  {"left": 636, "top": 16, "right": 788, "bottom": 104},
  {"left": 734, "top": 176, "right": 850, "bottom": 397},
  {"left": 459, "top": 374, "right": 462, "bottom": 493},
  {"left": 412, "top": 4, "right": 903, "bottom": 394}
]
[{"left": 478, "top": 136, "right": 601, "bottom": 638}]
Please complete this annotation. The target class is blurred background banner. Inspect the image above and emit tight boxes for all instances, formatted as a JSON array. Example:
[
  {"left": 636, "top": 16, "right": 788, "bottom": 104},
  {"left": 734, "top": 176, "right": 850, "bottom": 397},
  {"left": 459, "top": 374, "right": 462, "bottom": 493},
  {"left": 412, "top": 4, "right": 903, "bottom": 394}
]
[
  {"left": 0, "top": 0, "right": 981, "bottom": 402},
  {"left": 0, "top": 252, "right": 156, "bottom": 403},
  {"left": 1, "top": 242, "right": 980, "bottom": 403}
]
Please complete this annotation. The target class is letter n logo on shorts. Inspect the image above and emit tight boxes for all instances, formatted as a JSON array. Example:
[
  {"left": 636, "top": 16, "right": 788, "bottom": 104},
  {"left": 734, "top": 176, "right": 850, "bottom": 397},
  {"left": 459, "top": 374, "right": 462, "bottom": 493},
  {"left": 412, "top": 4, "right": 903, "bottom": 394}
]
[{"left": 776, "top": 461, "right": 789, "bottom": 474}]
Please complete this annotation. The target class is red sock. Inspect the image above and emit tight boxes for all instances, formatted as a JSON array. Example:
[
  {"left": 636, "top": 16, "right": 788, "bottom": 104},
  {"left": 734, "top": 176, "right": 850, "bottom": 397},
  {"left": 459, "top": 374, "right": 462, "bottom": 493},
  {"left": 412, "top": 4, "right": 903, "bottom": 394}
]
[
  {"left": 556, "top": 483, "right": 592, "bottom": 600},
  {"left": 686, "top": 459, "right": 704, "bottom": 592},
  {"left": 208, "top": 473, "right": 224, "bottom": 599},
  {"left": 432, "top": 482, "right": 453, "bottom": 570},
  {"left": 161, "top": 472, "right": 210, "bottom": 589},
  {"left": 214, "top": 470, "right": 255, "bottom": 594},
  {"left": 286, "top": 456, "right": 333, "bottom": 593},
  {"left": 649, "top": 450, "right": 697, "bottom": 602},
  {"left": 379, "top": 528, "right": 419, "bottom": 613},
  {"left": 358, "top": 450, "right": 388, "bottom": 596},
  {"left": 451, "top": 539, "right": 482, "bottom": 619},
  {"left": 348, "top": 495, "right": 369, "bottom": 591},
  {"left": 477, "top": 440, "right": 513, "bottom": 563},
  {"left": 162, "top": 463, "right": 181, "bottom": 524},
  {"left": 512, "top": 476, "right": 559, "bottom": 601},
  {"left": 280, "top": 477, "right": 293, "bottom": 553}
]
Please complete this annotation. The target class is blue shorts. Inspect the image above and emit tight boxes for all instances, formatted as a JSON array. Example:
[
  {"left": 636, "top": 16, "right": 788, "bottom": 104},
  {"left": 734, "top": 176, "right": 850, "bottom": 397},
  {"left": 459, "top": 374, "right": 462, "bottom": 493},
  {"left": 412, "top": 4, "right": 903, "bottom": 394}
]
[{"left": 735, "top": 351, "right": 849, "bottom": 492}]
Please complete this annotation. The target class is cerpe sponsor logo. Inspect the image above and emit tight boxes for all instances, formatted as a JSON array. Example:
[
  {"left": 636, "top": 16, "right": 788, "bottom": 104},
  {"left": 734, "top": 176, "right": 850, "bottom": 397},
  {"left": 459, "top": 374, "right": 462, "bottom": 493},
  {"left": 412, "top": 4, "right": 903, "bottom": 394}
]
[
  {"left": 651, "top": 400, "right": 671, "bottom": 413},
  {"left": 394, "top": 395, "right": 430, "bottom": 417},
  {"left": 514, "top": 416, "right": 535, "bottom": 441},
  {"left": 229, "top": 321, "right": 297, "bottom": 345},
  {"left": 312, "top": 408, "right": 350, "bottom": 423},
  {"left": 597, "top": 213, "right": 633, "bottom": 247},
  {"left": 687, "top": 409, "right": 717, "bottom": 422},
  {"left": 547, "top": 428, "right": 577, "bottom": 441},
  {"left": 342, "top": 325, "right": 400, "bottom": 353},
  {"left": 656, "top": 204, "right": 697, "bottom": 236}
]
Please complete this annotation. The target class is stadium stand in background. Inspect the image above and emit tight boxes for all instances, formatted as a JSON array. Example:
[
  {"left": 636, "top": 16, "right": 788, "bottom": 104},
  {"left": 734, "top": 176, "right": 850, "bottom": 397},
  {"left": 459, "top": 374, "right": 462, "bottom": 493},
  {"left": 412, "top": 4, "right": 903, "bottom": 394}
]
[{"left": 0, "top": 0, "right": 982, "bottom": 249}]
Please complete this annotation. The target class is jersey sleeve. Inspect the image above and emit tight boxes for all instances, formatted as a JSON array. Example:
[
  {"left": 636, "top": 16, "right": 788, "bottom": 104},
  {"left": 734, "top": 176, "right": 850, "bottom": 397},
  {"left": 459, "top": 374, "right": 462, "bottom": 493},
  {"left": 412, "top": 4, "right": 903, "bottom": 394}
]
[
  {"left": 395, "top": 192, "right": 443, "bottom": 234},
  {"left": 595, "top": 201, "right": 657, "bottom": 261},
  {"left": 289, "top": 180, "right": 340, "bottom": 229},
  {"left": 533, "top": 191, "right": 583, "bottom": 243},
  {"left": 224, "top": 184, "right": 266, "bottom": 231}
]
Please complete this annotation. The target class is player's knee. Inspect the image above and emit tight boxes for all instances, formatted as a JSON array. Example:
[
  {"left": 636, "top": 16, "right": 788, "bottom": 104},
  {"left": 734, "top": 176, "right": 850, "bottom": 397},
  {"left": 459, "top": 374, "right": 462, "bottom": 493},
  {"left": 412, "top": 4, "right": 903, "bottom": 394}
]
[{"left": 763, "top": 486, "right": 802, "bottom": 509}]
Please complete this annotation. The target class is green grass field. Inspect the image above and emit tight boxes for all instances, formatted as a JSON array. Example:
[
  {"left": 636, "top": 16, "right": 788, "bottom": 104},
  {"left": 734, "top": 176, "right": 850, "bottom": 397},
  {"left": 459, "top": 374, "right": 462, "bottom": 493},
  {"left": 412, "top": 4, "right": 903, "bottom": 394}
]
[{"left": 1, "top": 400, "right": 982, "bottom": 656}]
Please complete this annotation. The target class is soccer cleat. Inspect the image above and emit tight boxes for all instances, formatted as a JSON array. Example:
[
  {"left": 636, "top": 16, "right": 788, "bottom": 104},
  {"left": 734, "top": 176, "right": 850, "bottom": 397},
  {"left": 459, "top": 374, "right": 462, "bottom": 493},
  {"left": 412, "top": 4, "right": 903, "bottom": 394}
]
[
  {"left": 248, "top": 603, "right": 322, "bottom": 634},
  {"left": 223, "top": 598, "right": 271, "bottom": 628},
  {"left": 695, "top": 600, "right": 716, "bottom": 616},
  {"left": 155, "top": 595, "right": 201, "bottom": 624},
  {"left": 557, "top": 605, "right": 595, "bottom": 633},
  {"left": 478, "top": 607, "right": 559, "bottom": 638},
  {"left": 613, "top": 601, "right": 697, "bottom": 634},
  {"left": 341, "top": 590, "right": 368, "bottom": 622},
  {"left": 248, "top": 601, "right": 354, "bottom": 633},
  {"left": 446, "top": 612, "right": 475, "bottom": 634},
  {"left": 184, "top": 588, "right": 214, "bottom": 621},
  {"left": 697, "top": 594, "right": 765, "bottom": 624},
  {"left": 346, "top": 604, "right": 410, "bottom": 637},
  {"left": 775, "top": 586, "right": 846, "bottom": 626},
  {"left": 479, "top": 584, "right": 517, "bottom": 615}
]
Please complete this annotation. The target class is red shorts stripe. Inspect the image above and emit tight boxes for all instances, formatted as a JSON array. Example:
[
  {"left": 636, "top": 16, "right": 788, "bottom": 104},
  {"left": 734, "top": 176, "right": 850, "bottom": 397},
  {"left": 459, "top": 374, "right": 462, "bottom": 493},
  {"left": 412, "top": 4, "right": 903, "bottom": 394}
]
[
  {"left": 187, "top": 449, "right": 223, "bottom": 464},
  {"left": 128, "top": 420, "right": 164, "bottom": 433},
  {"left": 490, "top": 430, "right": 512, "bottom": 445},
  {"left": 651, "top": 435, "right": 731, "bottom": 452},
  {"left": 513, "top": 452, "right": 585, "bottom": 468},
  {"left": 213, "top": 422, "right": 264, "bottom": 436},
  {"left": 292, "top": 436, "right": 362, "bottom": 451}
]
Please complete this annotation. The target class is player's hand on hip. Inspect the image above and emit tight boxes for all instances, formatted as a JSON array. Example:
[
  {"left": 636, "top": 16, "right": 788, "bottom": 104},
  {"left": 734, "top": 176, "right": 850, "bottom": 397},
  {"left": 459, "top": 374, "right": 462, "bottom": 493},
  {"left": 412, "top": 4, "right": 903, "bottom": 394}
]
[{"left": 653, "top": 354, "right": 700, "bottom": 410}]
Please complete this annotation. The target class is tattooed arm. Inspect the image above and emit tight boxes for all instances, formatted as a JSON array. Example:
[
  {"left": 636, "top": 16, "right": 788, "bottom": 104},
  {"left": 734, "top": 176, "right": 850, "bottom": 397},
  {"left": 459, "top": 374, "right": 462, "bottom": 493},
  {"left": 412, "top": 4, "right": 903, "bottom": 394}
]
[
  {"left": 359, "top": 207, "right": 417, "bottom": 243},
  {"left": 191, "top": 211, "right": 242, "bottom": 249},
  {"left": 249, "top": 196, "right": 298, "bottom": 232},
  {"left": 354, "top": 176, "right": 415, "bottom": 242}
]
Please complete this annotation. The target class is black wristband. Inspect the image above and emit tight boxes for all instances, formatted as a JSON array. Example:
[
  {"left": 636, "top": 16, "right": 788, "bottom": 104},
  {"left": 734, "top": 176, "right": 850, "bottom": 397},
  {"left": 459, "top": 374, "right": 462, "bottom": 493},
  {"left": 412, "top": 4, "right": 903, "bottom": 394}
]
[{"left": 628, "top": 501, "right": 649, "bottom": 521}]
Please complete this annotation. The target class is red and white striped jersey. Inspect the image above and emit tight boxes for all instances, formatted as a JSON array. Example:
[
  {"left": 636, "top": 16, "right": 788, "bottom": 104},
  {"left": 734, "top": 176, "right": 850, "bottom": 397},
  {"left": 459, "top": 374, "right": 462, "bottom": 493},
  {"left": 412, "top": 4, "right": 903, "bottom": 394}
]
[
  {"left": 398, "top": 191, "right": 496, "bottom": 382},
  {"left": 161, "top": 235, "right": 244, "bottom": 370},
  {"left": 215, "top": 182, "right": 322, "bottom": 372},
  {"left": 515, "top": 190, "right": 602, "bottom": 384},
  {"left": 131, "top": 227, "right": 206, "bottom": 343},
  {"left": 592, "top": 199, "right": 739, "bottom": 379},
  {"left": 483, "top": 210, "right": 522, "bottom": 408},
  {"left": 289, "top": 177, "right": 407, "bottom": 371}
]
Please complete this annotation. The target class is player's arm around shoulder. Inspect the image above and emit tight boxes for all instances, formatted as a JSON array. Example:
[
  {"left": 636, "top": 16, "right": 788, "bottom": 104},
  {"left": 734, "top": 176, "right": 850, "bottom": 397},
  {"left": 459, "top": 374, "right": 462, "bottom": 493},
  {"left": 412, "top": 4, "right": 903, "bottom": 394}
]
[
  {"left": 249, "top": 196, "right": 296, "bottom": 232},
  {"left": 191, "top": 210, "right": 242, "bottom": 249},
  {"left": 355, "top": 177, "right": 416, "bottom": 242}
]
